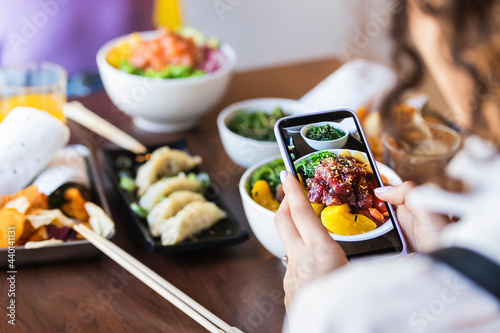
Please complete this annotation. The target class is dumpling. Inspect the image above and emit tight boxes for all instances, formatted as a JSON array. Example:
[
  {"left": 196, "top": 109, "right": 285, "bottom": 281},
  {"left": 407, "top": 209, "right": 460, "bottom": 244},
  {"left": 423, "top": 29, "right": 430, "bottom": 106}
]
[
  {"left": 147, "top": 191, "right": 205, "bottom": 237},
  {"left": 160, "top": 201, "right": 226, "bottom": 245},
  {"left": 136, "top": 147, "right": 202, "bottom": 195},
  {"left": 139, "top": 175, "right": 203, "bottom": 211}
]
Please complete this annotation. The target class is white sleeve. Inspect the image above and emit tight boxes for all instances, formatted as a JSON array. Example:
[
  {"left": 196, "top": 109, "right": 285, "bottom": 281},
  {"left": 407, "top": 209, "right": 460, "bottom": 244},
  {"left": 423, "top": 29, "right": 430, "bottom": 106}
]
[{"left": 284, "top": 256, "right": 500, "bottom": 333}]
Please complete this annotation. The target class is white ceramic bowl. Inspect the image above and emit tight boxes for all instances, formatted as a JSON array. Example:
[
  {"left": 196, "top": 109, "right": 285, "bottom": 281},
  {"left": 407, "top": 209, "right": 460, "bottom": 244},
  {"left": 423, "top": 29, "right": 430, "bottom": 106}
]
[
  {"left": 217, "top": 98, "right": 316, "bottom": 168},
  {"left": 97, "top": 31, "right": 237, "bottom": 133},
  {"left": 300, "top": 121, "right": 349, "bottom": 150},
  {"left": 239, "top": 153, "right": 402, "bottom": 259}
]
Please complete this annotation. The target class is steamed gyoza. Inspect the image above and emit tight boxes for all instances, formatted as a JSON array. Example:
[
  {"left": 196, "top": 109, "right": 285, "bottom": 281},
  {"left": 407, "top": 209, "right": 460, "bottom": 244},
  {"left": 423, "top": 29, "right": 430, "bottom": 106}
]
[
  {"left": 136, "top": 147, "right": 202, "bottom": 195},
  {"left": 147, "top": 190, "right": 205, "bottom": 236},
  {"left": 160, "top": 201, "right": 227, "bottom": 245},
  {"left": 139, "top": 175, "right": 203, "bottom": 211}
]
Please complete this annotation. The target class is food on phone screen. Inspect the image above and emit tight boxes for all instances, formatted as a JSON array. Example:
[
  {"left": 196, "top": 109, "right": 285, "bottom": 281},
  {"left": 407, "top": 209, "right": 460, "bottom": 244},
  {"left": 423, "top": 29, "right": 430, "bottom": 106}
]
[
  {"left": 306, "top": 124, "right": 346, "bottom": 141},
  {"left": 247, "top": 152, "right": 391, "bottom": 234},
  {"left": 320, "top": 203, "right": 377, "bottom": 235},
  {"left": 297, "top": 150, "right": 389, "bottom": 235},
  {"left": 228, "top": 107, "right": 290, "bottom": 141}
]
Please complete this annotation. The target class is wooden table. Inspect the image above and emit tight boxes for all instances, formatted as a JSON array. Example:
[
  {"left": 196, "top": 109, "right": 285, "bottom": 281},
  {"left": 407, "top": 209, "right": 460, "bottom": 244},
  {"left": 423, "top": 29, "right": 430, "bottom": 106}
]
[{"left": 7, "top": 58, "right": 344, "bottom": 333}]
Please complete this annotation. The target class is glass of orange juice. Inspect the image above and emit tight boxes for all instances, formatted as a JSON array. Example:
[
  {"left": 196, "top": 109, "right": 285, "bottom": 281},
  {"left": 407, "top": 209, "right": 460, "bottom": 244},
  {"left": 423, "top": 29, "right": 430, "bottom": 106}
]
[{"left": 0, "top": 62, "right": 67, "bottom": 123}]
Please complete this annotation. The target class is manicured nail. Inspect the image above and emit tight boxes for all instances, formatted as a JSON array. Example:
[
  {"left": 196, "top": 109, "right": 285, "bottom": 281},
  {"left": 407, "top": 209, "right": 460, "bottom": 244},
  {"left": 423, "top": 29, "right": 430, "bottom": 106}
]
[
  {"left": 374, "top": 186, "right": 392, "bottom": 194},
  {"left": 280, "top": 170, "right": 288, "bottom": 184}
]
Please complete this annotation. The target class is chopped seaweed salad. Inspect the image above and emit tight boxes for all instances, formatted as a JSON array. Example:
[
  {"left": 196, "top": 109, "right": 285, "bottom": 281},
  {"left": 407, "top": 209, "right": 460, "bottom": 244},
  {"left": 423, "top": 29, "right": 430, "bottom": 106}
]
[
  {"left": 229, "top": 107, "right": 289, "bottom": 141},
  {"left": 295, "top": 151, "right": 337, "bottom": 180},
  {"left": 306, "top": 124, "right": 346, "bottom": 141}
]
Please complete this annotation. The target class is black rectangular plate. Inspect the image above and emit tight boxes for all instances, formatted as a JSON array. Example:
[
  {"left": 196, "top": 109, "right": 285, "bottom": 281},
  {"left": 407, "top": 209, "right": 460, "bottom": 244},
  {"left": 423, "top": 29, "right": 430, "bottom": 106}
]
[
  {"left": 99, "top": 140, "right": 249, "bottom": 253},
  {"left": 0, "top": 145, "right": 114, "bottom": 267}
]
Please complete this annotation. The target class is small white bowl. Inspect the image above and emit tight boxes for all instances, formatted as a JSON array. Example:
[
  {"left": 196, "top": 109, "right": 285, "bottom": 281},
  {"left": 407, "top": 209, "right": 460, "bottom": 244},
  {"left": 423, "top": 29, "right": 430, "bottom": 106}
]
[
  {"left": 217, "top": 98, "right": 315, "bottom": 168},
  {"left": 239, "top": 152, "right": 402, "bottom": 259},
  {"left": 97, "top": 30, "right": 237, "bottom": 133},
  {"left": 300, "top": 122, "right": 349, "bottom": 150}
]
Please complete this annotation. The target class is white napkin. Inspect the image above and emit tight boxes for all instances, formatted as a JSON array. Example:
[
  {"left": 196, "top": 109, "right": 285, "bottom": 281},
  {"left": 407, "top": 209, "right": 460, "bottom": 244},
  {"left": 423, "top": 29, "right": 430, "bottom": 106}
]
[
  {"left": 0, "top": 107, "right": 70, "bottom": 195},
  {"left": 33, "top": 146, "right": 90, "bottom": 195},
  {"left": 299, "top": 59, "right": 397, "bottom": 112}
]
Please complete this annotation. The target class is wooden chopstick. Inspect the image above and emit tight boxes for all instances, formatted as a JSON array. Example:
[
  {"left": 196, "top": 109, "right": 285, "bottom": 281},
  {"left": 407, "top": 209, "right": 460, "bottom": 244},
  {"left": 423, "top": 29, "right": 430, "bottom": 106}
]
[
  {"left": 63, "top": 101, "right": 148, "bottom": 154},
  {"left": 73, "top": 224, "right": 242, "bottom": 333}
]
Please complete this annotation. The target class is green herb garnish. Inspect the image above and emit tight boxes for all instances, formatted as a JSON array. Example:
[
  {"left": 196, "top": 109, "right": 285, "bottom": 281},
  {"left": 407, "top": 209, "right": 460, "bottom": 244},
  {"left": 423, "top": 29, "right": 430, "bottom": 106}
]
[
  {"left": 295, "top": 151, "right": 337, "bottom": 180},
  {"left": 228, "top": 107, "right": 289, "bottom": 141},
  {"left": 306, "top": 124, "right": 346, "bottom": 141}
]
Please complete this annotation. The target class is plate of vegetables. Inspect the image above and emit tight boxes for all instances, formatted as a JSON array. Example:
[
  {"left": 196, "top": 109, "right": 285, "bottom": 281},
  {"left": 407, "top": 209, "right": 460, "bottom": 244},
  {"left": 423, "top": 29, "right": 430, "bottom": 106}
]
[
  {"left": 0, "top": 145, "right": 115, "bottom": 267},
  {"left": 300, "top": 122, "right": 349, "bottom": 150}
]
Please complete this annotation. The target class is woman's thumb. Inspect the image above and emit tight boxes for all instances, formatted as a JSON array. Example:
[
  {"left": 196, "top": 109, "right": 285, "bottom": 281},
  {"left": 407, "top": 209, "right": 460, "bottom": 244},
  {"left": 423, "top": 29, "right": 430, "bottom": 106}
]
[{"left": 374, "top": 181, "right": 417, "bottom": 205}]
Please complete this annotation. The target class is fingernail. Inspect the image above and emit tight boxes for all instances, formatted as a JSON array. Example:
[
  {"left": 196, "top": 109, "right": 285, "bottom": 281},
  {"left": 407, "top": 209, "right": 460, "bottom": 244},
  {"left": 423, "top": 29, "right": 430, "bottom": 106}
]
[
  {"left": 280, "top": 170, "right": 288, "bottom": 184},
  {"left": 374, "top": 186, "right": 392, "bottom": 194}
]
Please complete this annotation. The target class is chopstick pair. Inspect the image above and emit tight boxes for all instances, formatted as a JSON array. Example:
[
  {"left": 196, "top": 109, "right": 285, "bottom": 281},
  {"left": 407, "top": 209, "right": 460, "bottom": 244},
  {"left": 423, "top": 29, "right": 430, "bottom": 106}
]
[
  {"left": 73, "top": 224, "right": 243, "bottom": 333},
  {"left": 63, "top": 101, "right": 148, "bottom": 154}
]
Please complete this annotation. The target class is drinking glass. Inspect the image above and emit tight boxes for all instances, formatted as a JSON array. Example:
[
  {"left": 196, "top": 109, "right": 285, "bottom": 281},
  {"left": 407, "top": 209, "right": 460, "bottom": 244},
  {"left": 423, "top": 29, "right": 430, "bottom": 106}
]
[
  {"left": 382, "top": 123, "right": 461, "bottom": 184},
  {"left": 0, "top": 62, "right": 67, "bottom": 123}
]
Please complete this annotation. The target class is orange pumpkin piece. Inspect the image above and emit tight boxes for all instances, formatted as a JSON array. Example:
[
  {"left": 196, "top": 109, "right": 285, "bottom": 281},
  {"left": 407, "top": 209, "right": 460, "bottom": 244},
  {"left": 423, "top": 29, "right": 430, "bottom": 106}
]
[
  {"left": 0, "top": 208, "right": 25, "bottom": 248},
  {"left": 26, "top": 226, "right": 48, "bottom": 243},
  {"left": 0, "top": 185, "right": 48, "bottom": 213},
  {"left": 61, "top": 188, "right": 89, "bottom": 221}
]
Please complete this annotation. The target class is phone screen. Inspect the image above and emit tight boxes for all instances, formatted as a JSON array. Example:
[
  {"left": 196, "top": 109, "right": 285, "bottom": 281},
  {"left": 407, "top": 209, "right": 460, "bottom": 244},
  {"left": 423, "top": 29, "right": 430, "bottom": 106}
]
[{"left": 275, "top": 109, "right": 406, "bottom": 259}]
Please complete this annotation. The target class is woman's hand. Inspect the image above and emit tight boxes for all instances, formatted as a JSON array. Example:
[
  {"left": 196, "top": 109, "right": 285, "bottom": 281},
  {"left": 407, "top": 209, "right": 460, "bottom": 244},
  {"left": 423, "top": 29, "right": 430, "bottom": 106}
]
[
  {"left": 274, "top": 171, "right": 348, "bottom": 310},
  {"left": 374, "top": 182, "right": 449, "bottom": 253}
]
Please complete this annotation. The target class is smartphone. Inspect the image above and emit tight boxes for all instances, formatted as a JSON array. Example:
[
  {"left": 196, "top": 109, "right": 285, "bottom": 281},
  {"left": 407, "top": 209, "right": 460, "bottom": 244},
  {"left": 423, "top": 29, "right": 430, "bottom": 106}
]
[{"left": 275, "top": 109, "right": 406, "bottom": 259}]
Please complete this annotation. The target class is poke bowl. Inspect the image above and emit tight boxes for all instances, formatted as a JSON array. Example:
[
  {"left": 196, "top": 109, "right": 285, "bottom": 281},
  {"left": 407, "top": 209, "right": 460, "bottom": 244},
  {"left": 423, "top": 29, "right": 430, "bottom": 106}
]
[
  {"left": 218, "top": 98, "right": 316, "bottom": 168},
  {"left": 97, "top": 27, "right": 237, "bottom": 133},
  {"left": 300, "top": 121, "right": 349, "bottom": 150},
  {"left": 239, "top": 151, "right": 402, "bottom": 259},
  {"left": 294, "top": 149, "right": 401, "bottom": 242}
]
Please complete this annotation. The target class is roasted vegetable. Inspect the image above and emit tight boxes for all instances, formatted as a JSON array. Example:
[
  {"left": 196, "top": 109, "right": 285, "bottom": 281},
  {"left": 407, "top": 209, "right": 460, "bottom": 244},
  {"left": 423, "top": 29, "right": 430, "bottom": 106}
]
[
  {"left": 61, "top": 188, "right": 90, "bottom": 221},
  {"left": 0, "top": 208, "right": 25, "bottom": 247},
  {"left": 49, "top": 183, "right": 90, "bottom": 211}
]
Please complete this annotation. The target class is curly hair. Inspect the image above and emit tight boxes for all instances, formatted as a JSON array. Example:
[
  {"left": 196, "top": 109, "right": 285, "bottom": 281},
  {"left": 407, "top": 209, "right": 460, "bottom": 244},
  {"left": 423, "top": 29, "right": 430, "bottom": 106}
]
[{"left": 381, "top": 0, "right": 500, "bottom": 147}]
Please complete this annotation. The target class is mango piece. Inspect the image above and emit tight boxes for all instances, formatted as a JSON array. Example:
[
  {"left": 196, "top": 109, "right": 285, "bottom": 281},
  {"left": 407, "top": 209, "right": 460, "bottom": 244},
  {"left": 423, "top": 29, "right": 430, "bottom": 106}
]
[
  {"left": 321, "top": 204, "right": 377, "bottom": 236},
  {"left": 311, "top": 203, "right": 325, "bottom": 216},
  {"left": 251, "top": 180, "right": 280, "bottom": 212}
]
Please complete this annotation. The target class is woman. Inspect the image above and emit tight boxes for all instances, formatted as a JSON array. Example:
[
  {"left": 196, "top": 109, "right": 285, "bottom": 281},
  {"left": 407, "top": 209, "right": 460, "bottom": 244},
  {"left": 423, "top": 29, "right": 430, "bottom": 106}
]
[{"left": 275, "top": 1, "right": 500, "bottom": 331}]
